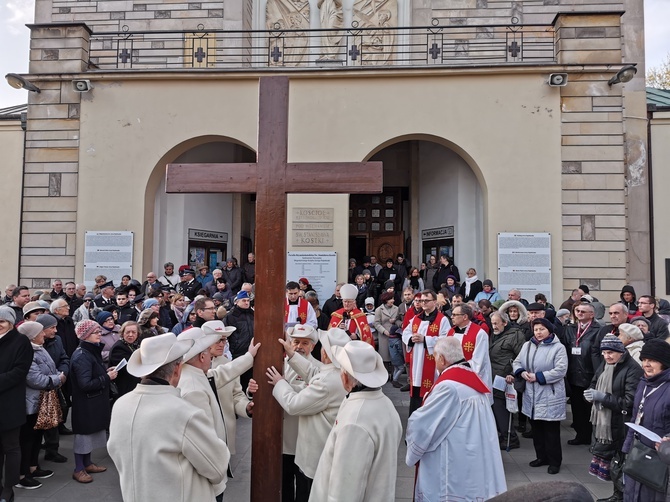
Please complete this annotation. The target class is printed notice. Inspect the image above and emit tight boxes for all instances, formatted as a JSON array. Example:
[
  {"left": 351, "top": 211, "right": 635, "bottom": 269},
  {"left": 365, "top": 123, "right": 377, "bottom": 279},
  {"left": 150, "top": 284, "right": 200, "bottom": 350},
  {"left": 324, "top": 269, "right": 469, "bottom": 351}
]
[
  {"left": 498, "top": 232, "right": 551, "bottom": 303},
  {"left": 287, "top": 252, "right": 337, "bottom": 307},
  {"left": 84, "top": 231, "right": 133, "bottom": 290}
]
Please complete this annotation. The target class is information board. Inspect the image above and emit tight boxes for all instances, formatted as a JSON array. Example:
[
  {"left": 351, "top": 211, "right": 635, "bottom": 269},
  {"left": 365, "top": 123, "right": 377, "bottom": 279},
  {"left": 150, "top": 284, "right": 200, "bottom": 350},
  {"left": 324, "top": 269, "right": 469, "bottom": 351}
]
[
  {"left": 84, "top": 231, "right": 134, "bottom": 289},
  {"left": 497, "top": 232, "right": 551, "bottom": 302},
  {"left": 287, "top": 252, "right": 337, "bottom": 307}
]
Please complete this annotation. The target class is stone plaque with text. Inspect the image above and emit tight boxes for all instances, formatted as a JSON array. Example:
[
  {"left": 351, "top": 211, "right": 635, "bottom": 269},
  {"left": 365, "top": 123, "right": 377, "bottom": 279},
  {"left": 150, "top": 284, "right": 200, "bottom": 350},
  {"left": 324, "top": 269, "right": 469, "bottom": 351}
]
[{"left": 292, "top": 208, "right": 334, "bottom": 246}]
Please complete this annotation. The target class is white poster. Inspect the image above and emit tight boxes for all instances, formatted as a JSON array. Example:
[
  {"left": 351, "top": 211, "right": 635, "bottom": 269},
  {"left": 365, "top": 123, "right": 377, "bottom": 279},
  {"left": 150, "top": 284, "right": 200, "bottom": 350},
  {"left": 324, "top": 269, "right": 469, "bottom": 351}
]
[
  {"left": 497, "top": 232, "right": 551, "bottom": 303},
  {"left": 287, "top": 252, "right": 337, "bottom": 307},
  {"left": 84, "top": 231, "right": 134, "bottom": 289}
]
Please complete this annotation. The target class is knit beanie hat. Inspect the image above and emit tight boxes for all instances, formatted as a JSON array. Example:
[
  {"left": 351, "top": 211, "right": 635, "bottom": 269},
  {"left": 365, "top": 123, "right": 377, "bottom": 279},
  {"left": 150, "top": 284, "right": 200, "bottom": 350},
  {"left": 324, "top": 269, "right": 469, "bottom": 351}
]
[
  {"left": 36, "top": 313, "right": 58, "bottom": 330},
  {"left": 483, "top": 279, "right": 494, "bottom": 287},
  {"left": 96, "top": 311, "right": 113, "bottom": 325},
  {"left": 640, "top": 338, "right": 670, "bottom": 369},
  {"left": 629, "top": 316, "right": 651, "bottom": 328},
  {"left": 18, "top": 321, "right": 44, "bottom": 341},
  {"left": 0, "top": 305, "right": 16, "bottom": 324},
  {"left": 531, "top": 318, "right": 554, "bottom": 333},
  {"left": 600, "top": 334, "right": 626, "bottom": 353},
  {"left": 75, "top": 319, "right": 100, "bottom": 340}
]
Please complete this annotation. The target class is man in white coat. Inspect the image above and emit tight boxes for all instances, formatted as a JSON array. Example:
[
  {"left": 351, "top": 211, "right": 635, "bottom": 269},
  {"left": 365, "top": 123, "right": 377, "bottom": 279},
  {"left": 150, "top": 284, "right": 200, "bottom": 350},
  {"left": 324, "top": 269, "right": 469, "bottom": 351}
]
[
  {"left": 176, "top": 325, "right": 260, "bottom": 500},
  {"left": 108, "top": 333, "right": 230, "bottom": 502},
  {"left": 402, "top": 289, "right": 451, "bottom": 415},
  {"left": 406, "top": 337, "right": 506, "bottom": 501},
  {"left": 310, "top": 341, "right": 402, "bottom": 502},
  {"left": 280, "top": 324, "right": 324, "bottom": 502},
  {"left": 447, "top": 303, "right": 493, "bottom": 402},
  {"left": 266, "top": 328, "right": 350, "bottom": 500}
]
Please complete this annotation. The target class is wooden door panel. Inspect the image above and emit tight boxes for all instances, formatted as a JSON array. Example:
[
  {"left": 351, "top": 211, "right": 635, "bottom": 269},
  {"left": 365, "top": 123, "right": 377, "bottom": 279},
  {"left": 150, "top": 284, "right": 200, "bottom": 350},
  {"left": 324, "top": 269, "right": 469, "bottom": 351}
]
[{"left": 370, "top": 232, "right": 404, "bottom": 262}]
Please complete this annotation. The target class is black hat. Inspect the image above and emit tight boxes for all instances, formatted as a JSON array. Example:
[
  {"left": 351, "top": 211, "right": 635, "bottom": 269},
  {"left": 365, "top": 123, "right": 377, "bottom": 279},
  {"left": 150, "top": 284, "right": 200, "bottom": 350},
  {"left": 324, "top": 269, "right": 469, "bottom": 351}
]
[
  {"left": 531, "top": 318, "right": 554, "bottom": 333},
  {"left": 132, "top": 294, "right": 145, "bottom": 304},
  {"left": 640, "top": 339, "right": 670, "bottom": 369},
  {"left": 483, "top": 279, "right": 493, "bottom": 287},
  {"left": 527, "top": 302, "right": 546, "bottom": 311},
  {"left": 100, "top": 280, "right": 114, "bottom": 290},
  {"left": 180, "top": 268, "right": 195, "bottom": 277},
  {"left": 123, "top": 285, "right": 140, "bottom": 296}
]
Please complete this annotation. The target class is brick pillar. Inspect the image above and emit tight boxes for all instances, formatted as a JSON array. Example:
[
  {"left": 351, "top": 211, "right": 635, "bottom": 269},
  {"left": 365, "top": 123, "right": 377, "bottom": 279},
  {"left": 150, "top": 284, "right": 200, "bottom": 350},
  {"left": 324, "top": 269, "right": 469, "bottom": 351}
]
[
  {"left": 21, "top": 23, "right": 91, "bottom": 288},
  {"left": 554, "top": 13, "right": 631, "bottom": 305}
]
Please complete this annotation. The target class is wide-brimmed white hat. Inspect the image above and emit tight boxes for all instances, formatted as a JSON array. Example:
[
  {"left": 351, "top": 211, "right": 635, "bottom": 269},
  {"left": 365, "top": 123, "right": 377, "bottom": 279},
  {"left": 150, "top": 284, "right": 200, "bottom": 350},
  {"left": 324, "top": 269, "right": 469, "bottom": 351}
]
[
  {"left": 332, "top": 341, "right": 388, "bottom": 388},
  {"left": 340, "top": 284, "right": 358, "bottom": 301},
  {"left": 318, "top": 328, "right": 351, "bottom": 368},
  {"left": 127, "top": 333, "right": 194, "bottom": 377},
  {"left": 287, "top": 324, "right": 317, "bottom": 343},
  {"left": 178, "top": 327, "right": 222, "bottom": 362},
  {"left": 201, "top": 320, "right": 236, "bottom": 338}
]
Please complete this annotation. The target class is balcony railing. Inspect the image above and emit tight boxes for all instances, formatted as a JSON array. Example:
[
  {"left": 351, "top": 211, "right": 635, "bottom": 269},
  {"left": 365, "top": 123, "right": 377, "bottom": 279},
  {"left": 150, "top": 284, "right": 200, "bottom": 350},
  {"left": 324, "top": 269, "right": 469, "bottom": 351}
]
[{"left": 88, "top": 23, "right": 556, "bottom": 71}]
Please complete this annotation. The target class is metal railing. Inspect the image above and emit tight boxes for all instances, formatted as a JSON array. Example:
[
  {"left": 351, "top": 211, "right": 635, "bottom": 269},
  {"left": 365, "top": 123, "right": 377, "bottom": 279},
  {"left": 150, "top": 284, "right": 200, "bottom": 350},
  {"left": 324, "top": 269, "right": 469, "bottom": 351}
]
[{"left": 88, "top": 22, "right": 556, "bottom": 71}]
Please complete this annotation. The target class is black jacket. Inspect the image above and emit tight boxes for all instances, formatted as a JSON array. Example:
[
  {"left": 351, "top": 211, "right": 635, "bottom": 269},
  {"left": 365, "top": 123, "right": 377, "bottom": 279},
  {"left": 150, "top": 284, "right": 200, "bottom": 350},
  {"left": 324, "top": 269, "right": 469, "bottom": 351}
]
[
  {"left": 109, "top": 340, "right": 140, "bottom": 397},
  {"left": 65, "top": 294, "right": 83, "bottom": 317},
  {"left": 56, "top": 315, "right": 79, "bottom": 357},
  {"left": 179, "top": 279, "right": 201, "bottom": 301},
  {"left": 644, "top": 312, "right": 669, "bottom": 340},
  {"left": 322, "top": 295, "right": 342, "bottom": 319},
  {"left": 43, "top": 335, "right": 70, "bottom": 376},
  {"left": 70, "top": 341, "right": 112, "bottom": 435},
  {"left": 564, "top": 321, "right": 604, "bottom": 388},
  {"left": 433, "top": 263, "right": 461, "bottom": 290},
  {"left": 377, "top": 266, "right": 402, "bottom": 292},
  {"left": 588, "top": 351, "right": 643, "bottom": 459},
  {"left": 460, "top": 280, "right": 483, "bottom": 303},
  {"left": 0, "top": 329, "right": 33, "bottom": 431},
  {"left": 222, "top": 267, "right": 244, "bottom": 295},
  {"left": 225, "top": 306, "right": 255, "bottom": 359},
  {"left": 116, "top": 304, "right": 138, "bottom": 324}
]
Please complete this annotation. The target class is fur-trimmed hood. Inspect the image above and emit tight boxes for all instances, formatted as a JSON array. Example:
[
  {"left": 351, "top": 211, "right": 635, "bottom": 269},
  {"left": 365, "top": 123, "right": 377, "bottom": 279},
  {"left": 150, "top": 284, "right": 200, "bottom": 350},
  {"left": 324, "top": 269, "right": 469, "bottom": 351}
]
[{"left": 498, "top": 300, "right": 528, "bottom": 324}]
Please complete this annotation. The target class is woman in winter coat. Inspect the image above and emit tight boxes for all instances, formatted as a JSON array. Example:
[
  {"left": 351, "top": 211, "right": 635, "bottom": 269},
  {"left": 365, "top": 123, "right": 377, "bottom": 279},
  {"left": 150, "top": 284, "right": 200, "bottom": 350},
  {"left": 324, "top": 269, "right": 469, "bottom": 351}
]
[
  {"left": 583, "top": 334, "right": 643, "bottom": 501},
  {"left": 619, "top": 284, "right": 640, "bottom": 319},
  {"left": 96, "top": 311, "right": 120, "bottom": 366},
  {"left": 69, "top": 320, "right": 118, "bottom": 484},
  {"left": 171, "top": 304, "right": 196, "bottom": 335},
  {"left": 16, "top": 322, "right": 65, "bottom": 489},
  {"left": 402, "top": 267, "right": 424, "bottom": 295},
  {"left": 441, "top": 276, "right": 459, "bottom": 301},
  {"left": 460, "top": 268, "right": 483, "bottom": 303},
  {"left": 373, "top": 292, "right": 398, "bottom": 370},
  {"left": 511, "top": 318, "right": 568, "bottom": 475},
  {"left": 137, "top": 309, "right": 162, "bottom": 340},
  {"left": 622, "top": 339, "right": 670, "bottom": 502},
  {"left": 423, "top": 255, "right": 439, "bottom": 290},
  {"left": 108, "top": 321, "right": 141, "bottom": 397}
]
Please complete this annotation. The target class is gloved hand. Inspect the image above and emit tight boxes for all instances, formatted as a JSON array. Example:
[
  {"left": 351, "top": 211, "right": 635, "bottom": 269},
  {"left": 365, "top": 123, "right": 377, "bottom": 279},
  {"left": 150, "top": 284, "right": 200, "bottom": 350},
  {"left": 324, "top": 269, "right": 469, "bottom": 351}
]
[{"left": 584, "top": 388, "right": 606, "bottom": 403}]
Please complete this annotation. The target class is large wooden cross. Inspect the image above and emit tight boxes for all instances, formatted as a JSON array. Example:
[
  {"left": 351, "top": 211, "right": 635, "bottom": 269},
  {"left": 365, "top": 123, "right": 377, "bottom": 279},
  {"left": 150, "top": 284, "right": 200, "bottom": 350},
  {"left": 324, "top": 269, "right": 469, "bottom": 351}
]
[{"left": 165, "top": 76, "right": 383, "bottom": 501}]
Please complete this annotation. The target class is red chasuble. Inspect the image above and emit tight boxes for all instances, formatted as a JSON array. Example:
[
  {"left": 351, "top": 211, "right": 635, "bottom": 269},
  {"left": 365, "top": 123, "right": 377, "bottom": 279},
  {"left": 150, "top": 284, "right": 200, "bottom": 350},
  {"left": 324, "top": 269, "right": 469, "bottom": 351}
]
[
  {"left": 410, "top": 311, "right": 446, "bottom": 397},
  {"left": 447, "top": 322, "right": 480, "bottom": 361},
  {"left": 329, "top": 308, "right": 374, "bottom": 346},
  {"left": 284, "top": 298, "right": 309, "bottom": 324},
  {"left": 422, "top": 364, "right": 491, "bottom": 403}
]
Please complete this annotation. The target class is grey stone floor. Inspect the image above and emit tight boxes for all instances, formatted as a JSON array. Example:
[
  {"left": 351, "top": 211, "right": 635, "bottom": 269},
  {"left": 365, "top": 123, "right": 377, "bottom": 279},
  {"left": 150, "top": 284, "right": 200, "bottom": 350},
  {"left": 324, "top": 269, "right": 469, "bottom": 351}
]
[{"left": 15, "top": 383, "right": 612, "bottom": 501}]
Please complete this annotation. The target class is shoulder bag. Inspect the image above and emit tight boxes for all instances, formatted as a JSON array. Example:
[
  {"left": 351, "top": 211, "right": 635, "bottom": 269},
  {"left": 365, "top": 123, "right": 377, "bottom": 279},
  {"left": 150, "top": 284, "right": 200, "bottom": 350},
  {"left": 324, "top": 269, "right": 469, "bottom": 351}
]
[{"left": 34, "top": 389, "right": 63, "bottom": 430}]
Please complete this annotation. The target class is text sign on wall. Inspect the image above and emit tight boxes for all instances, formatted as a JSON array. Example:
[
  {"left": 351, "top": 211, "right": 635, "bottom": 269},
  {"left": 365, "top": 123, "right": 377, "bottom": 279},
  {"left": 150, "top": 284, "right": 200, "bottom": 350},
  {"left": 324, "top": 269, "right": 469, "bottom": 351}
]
[
  {"left": 84, "top": 231, "right": 133, "bottom": 289},
  {"left": 291, "top": 208, "right": 334, "bottom": 247},
  {"left": 287, "top": 252, "right": 337, "bottom": 307},
  {"left": 188, "top": 228, "right": 228, "bottom": 243},
  {"left": 497, "top": 232, "right": 552, "bottom": 302},
  {"left": 421, "top": 226, "right": 455, "bottom": 240}
]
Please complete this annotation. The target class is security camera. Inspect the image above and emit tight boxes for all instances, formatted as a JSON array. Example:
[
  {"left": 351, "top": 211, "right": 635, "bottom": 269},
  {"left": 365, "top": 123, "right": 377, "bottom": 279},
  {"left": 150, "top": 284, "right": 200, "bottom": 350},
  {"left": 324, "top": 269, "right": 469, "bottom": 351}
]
[
  {"left": 548, "top": 73, "right": 568, "bottom": 87},
  {"left": 72, "top": 79, "right": 93, "bottom": 92}
]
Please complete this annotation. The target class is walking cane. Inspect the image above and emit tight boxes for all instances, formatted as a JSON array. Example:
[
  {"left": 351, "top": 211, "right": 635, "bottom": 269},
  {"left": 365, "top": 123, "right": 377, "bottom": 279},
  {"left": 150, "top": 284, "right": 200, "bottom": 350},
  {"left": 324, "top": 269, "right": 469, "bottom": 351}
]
[{"left": 506, "top": 413, "right": 512, "bottom": 452}]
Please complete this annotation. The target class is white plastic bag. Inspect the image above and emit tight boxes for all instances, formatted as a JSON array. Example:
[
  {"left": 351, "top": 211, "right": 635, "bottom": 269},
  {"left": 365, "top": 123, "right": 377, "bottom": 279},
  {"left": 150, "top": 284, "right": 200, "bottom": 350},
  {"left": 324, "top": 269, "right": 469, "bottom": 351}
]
[{"left": 505, "top": 383, "right": 518, "bottom": 413}]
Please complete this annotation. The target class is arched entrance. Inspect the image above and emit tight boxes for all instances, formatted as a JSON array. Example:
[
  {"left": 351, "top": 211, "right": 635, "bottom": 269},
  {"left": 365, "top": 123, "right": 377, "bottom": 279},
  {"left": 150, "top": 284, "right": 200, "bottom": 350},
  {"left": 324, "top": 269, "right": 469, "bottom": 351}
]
[
  {"left": 352, "top": 138, "right": 485, "bottom": 276},
  {"left": 147, "top": 137, "right": 256, "bottom": 272}
]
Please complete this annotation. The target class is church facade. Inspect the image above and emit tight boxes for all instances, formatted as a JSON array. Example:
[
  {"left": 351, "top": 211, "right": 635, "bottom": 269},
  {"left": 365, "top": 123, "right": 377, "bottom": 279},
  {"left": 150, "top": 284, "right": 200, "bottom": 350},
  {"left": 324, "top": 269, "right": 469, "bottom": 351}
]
[{"left": 0, "top": 0, "right": 657, "bottom": 306}]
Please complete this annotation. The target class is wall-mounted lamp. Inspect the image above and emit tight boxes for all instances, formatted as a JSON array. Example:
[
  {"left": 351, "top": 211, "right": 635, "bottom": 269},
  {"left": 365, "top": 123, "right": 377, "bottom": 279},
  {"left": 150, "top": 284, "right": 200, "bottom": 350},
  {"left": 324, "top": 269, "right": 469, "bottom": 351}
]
[
  {"left": 5, "top": 73, "right": 41, "bottom": 93},
  {"left": 608, "top": 64, "right": 637, "bottom": 87}
]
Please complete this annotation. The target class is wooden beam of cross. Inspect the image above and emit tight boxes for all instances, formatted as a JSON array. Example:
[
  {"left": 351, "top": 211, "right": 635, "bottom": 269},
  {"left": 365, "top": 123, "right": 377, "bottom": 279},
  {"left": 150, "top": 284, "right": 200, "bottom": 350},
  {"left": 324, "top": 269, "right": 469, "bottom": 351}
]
[{"left": 165, "top": 76, "right": 383, "bottom": 502}]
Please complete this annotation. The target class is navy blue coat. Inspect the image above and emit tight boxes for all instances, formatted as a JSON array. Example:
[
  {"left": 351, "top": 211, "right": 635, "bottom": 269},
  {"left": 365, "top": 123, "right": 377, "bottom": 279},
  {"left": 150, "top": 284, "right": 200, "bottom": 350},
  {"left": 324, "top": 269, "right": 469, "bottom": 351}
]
[
  {"left": 70, "top": 341, "right": 112, "bottom": 435},
  {"left": 0, "top": 329, "right": 33, "bottom": 431}
]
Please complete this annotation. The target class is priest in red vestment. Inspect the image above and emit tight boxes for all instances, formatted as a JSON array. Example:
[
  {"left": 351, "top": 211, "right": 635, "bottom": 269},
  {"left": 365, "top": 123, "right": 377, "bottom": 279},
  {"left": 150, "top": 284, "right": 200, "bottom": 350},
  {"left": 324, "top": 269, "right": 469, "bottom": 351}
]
[
  {"left": 328, "top": 284, "right": 374, "bottom": 346},
  {"left": 284, "top": 281, "right": 317, "bottom": 328}
]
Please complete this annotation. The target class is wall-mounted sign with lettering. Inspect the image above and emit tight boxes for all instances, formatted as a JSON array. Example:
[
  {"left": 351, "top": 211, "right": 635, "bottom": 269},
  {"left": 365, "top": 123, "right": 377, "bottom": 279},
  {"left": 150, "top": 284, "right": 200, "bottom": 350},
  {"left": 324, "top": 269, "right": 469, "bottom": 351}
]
[{"left": 188, "top": 228, "right": 228, "bottom": 243}]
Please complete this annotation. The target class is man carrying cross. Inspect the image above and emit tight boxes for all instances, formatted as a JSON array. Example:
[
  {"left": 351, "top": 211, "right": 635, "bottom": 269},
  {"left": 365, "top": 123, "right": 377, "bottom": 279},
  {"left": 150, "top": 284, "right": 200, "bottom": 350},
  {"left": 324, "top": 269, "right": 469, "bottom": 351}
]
[
  {"left": 165, "top": 76, "right": 383, "bottom": 501},
  {"left": 401, "top": 289, "right": 451, "bottom": 415}
]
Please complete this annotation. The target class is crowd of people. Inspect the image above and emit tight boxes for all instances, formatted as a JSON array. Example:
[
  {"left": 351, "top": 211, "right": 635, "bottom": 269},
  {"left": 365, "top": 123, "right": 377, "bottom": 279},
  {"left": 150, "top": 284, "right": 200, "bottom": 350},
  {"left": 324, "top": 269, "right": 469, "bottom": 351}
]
[{"left": 2, "top": 251, "right": 670, "bottom": 501}]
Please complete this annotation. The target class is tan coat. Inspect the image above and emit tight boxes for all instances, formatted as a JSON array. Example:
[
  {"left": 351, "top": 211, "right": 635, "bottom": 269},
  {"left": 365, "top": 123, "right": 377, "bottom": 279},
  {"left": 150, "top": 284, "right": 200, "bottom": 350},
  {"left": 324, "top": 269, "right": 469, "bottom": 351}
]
[
  {"left": 108, "top": 384, "right": 229, "bottom": 502},
  {"left": 310, "top": 389, "right": 402, "bottom": 502},
  {"left": 282, "top": 354, "right": 323, "bottom": 455},
  {"left": 211, "top": 355, "right": 251, "bottom": 455},
  {"left": 273, "top": 363, "right": 347, "bottom": 478},
  {"left": 374, "top": 304, "right": 399, "bottom": 362}
]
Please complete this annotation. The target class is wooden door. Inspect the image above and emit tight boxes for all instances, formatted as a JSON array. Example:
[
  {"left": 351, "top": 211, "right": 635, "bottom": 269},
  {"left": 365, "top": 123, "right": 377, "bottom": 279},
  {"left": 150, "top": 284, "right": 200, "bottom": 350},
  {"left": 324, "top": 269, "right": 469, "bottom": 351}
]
[{"left": 370, "top": 232, "right": 405, "bottom": 262}]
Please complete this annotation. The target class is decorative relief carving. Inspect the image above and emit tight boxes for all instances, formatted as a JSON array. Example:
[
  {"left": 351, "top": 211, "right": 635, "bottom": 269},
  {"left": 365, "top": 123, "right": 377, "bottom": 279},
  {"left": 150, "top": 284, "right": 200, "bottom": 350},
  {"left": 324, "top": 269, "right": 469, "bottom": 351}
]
[
  {"left": 266, "top": 0, "right": 310, "bottom": 66},
  {"left": 317, "top": 0, "right": 343, "bottom": 60},
  {"left": 353, "top": 0, "right": 397, "bottom": 64}
]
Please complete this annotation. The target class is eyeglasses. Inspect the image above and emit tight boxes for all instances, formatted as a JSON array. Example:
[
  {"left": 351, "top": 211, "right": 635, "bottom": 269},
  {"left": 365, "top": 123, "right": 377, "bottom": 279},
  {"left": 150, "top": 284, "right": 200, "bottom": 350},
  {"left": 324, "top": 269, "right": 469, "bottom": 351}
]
[
  {"left": 419, "top": 299, "right": 434, "bottom": 303},
  {"left": 202, "top": 307, "right": 217, "bottom": 311},
  {"left": 451, "top": 313, "right": 466, "bottom": 317},
  {"left": 574, "top": 309, "right": 590, "bottom": 313}
]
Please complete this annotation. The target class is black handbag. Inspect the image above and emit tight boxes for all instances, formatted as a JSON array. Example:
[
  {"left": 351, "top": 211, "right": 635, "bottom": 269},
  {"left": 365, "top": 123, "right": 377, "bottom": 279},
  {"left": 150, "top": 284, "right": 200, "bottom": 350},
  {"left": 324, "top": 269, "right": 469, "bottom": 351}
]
[
  {"left": 610, "top": 451, "right": 625, "bottom": 493},
  {"left": 623, "top": 440, "right": 669, "bottom": 493}
]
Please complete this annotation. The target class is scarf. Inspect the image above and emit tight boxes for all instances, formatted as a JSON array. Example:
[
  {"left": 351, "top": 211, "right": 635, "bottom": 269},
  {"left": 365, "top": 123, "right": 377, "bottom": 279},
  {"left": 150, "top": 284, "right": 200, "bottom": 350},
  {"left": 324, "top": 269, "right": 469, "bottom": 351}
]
[
  {"left": 409, "top": 276, "right": 420, "bottom": 290},
  {"left": 173, "top": 304, "right": 185, "bottom": 323},
  {"left": 591, "top": 362, "right": 616, "bottom": 443},
  {"left": 464, "top": 274, "right": 479, "bottom": 297}
]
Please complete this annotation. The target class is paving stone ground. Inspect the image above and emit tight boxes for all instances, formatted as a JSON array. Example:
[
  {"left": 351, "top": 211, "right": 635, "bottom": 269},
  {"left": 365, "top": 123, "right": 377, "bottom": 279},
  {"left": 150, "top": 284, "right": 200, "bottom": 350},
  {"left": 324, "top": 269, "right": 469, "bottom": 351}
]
[{"left": 16, "top": 381, "right": 612, "bottom": 501}]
